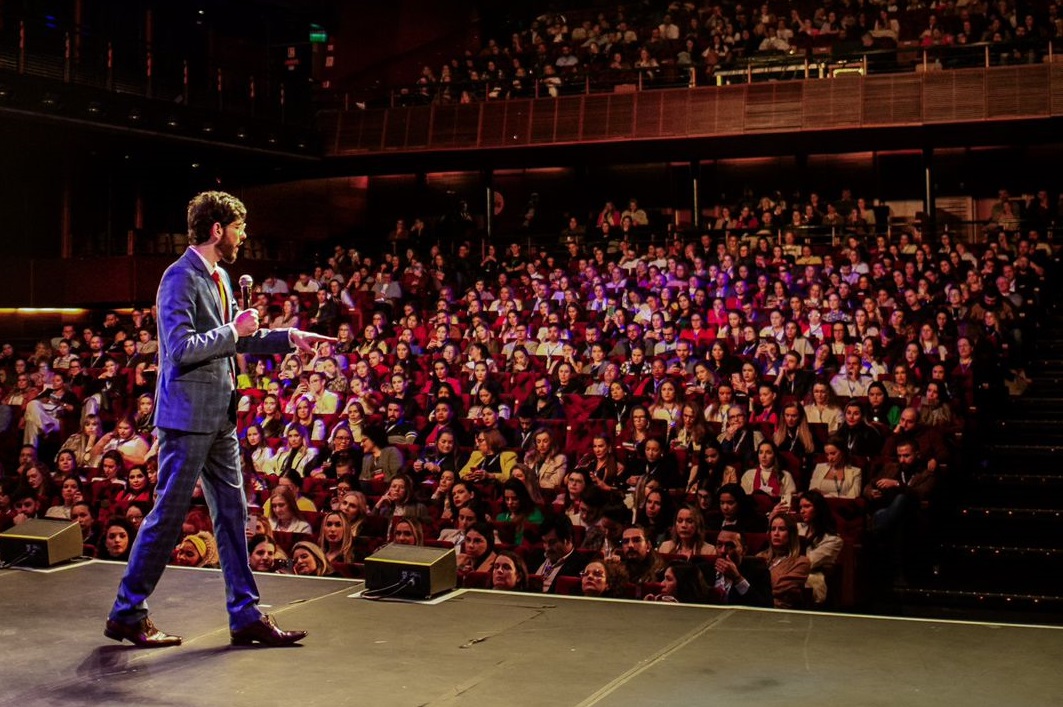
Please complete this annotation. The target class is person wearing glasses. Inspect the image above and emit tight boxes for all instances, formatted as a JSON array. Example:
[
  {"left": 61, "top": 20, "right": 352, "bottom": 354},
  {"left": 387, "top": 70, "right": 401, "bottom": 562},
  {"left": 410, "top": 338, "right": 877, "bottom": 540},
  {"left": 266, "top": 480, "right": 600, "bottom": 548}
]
[
  {"left": 527, "top": 376, "right": 565, "bottom": 421},
  {"left": 710, "top": 529, "right": 773, "bottom": 607},
  {"left": 458, "top": 429, "right": 517, "bottom": 483},
  {"left": 717, "top": 406, "right": 763, "bottom": 471},
  {"left": 578, "top": 559, "right": 629, "bottom": 598}
]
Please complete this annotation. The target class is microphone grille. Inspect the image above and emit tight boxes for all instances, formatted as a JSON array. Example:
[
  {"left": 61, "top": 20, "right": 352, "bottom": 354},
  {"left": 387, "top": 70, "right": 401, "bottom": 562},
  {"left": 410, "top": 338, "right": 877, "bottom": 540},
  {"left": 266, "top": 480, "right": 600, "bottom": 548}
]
[{"left": 238, "top": 274, "right": 254, "bottom": 288}]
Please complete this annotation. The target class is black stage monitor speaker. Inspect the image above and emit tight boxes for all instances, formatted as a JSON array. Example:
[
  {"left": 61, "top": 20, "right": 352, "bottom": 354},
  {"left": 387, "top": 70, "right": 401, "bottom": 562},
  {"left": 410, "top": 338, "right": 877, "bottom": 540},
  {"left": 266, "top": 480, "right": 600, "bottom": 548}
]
[
  {"left": 364, "top": 543, "right": 457, "bottom": 599},
  {"left": 0, "top": 518, "right": 83, "bottom": 568}
]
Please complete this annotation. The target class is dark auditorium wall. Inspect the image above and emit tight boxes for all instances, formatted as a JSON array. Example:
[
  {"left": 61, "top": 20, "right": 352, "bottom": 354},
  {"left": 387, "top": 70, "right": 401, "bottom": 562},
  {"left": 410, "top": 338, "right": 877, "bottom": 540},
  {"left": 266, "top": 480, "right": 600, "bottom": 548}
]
[
  {"left": 0, "top": 128, "right": 64, "bottom": 258},
  {"left": 238, "top": 176, "right": 368, "bottom": 247},
  {"left": 326, "top": 0, "right": 479, "bottom": 92}
]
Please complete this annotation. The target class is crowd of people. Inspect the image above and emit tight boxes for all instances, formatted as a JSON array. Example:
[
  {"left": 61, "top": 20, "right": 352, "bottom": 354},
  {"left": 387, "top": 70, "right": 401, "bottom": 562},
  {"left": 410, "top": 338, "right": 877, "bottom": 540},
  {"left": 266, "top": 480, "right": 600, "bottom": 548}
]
[
  {"left": 0, "top": 183, "right": 1053, "bottom": 609},
  {"left": 391, "top": 0, "right": 1063, "bottom": 104}
]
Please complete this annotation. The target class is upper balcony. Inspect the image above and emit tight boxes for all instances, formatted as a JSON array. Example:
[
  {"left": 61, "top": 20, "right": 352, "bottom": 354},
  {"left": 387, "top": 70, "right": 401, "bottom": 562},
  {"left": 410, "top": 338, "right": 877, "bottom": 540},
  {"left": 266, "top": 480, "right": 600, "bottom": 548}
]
[{"left": 319, "top": 42, "right": 1063, "bottom": 168}]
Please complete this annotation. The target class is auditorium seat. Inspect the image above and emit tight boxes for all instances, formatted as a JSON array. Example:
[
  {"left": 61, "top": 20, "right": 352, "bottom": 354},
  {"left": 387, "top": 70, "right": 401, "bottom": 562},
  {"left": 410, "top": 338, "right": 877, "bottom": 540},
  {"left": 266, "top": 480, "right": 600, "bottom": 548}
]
[
  {"left": 639, "top": 581, "right": 664, "bottom": 599},
  {"left": 272, "top": 530, "right": 311, "bottom": 556},
  {"left": 423, "top": 538, "right": 454, "bottom": 549},
  {"left": 554, "top": 575, "right": 583, "bottom": 596},
  {"left": 491, "top": 520, "right": 518, "bottom": 545},
  {"left": 744, "top": 532, "right": 769, "bottom": 555},
  {"left": 332, "top": 561, "right": 364, "bottom": 579},
  {"left": 304, "top": 511, "right": 324, "bottom": 535},
  {"left": 351, "top": 535, "right": 386, "bottom": 561},
  {"left": 460, "top": 570, "right": 492, "bottom": 589},
  {"left": 359, "top": 515, "right": 391, "bottom": 538}
]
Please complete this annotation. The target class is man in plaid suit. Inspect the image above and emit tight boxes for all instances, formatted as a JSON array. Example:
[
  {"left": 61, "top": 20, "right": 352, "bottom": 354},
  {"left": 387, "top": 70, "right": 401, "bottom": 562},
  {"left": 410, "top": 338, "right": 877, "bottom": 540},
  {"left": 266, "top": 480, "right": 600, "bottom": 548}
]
[{"left": 106, "top": 191, "right": 333, "bottom": 647}]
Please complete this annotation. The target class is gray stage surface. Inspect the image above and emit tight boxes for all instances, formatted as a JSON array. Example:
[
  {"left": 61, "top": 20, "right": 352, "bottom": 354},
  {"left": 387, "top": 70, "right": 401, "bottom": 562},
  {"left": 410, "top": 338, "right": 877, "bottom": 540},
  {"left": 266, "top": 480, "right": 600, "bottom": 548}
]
[{"left": 1, "top": 560, "right": 1061, "bottom": 706}]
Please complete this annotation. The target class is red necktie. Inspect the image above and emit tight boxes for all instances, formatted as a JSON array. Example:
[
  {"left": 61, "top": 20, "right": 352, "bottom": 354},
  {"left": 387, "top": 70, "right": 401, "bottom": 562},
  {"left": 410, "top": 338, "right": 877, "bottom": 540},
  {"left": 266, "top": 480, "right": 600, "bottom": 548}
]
[{"left": 211, "top": 271, "right": 230, "bottom": 322}]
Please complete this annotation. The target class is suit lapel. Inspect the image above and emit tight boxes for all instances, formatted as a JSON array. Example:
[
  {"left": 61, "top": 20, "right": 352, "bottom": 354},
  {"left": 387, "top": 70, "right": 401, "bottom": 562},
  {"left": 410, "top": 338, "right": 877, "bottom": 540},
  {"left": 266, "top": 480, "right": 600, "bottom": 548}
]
[
  {"left": 183, "top": 249, "right": 223, "bottom": 319},
  {"left": 186, "top": 248, "right": 231, "bottom": 320}
]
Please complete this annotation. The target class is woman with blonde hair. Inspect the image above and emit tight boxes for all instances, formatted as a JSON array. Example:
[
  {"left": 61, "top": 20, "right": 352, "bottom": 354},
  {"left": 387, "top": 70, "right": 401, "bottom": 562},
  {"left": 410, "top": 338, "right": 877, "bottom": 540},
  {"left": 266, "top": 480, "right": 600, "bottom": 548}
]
[
  {"left": 772, "top": 401, "right": 815, "bottom": 460},
  {"left": 291, "top": 395, "right": 327, "bottom": 441},
  {"left": 658, "top": 504, "right": 716, "bottom": 559},
  {"left": 61, "top": 413, "right": 103, "bottom": 470},
  {"left": 388, "top": 516, "right": 424, "bottom": 546},
  {"left": 318, "top": 511, "right": 355, "bottom": 565},
  {"left": 290, "top": 540, "right": 334, "bottom": 577},
  {"left": 268, "top": 485, "right": 313, "bottom": 534},
  {"left": 756, "top": 512, "right": 811, "bottom": 609}
]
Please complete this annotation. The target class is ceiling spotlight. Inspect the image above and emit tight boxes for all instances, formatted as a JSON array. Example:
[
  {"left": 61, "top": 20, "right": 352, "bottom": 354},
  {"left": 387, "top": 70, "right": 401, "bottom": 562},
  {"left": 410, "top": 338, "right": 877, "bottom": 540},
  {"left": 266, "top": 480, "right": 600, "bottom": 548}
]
[
  {"left": 165, "top": 116, "right": 179, "bottom": 128},
  {"left": 87, "top": 101, "right": 104, "bottom": 115},
  {"left": 0, "top": 85, "right": 10, "bottom": 100},
  {"left": 128, "top": 109, "right": 142, "bottom": 122},
  {"left": 40, "top": 93, "right": 59, "bottom": 108},
  {"left": 266, "top": 134, "right": 277, "bottom": 145},
  {"left": 202, "top": 123, "right": 214, "bottom": 134},
  {"left": 235, "top": 128, "right": 248, "bottom": 140}
]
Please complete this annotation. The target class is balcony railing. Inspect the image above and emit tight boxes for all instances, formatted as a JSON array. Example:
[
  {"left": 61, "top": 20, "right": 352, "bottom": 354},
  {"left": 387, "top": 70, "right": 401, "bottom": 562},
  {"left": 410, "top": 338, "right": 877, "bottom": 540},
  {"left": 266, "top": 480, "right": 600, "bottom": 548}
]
[{"left": 320, "top": 61, "right": 1063, "bottom": 156}]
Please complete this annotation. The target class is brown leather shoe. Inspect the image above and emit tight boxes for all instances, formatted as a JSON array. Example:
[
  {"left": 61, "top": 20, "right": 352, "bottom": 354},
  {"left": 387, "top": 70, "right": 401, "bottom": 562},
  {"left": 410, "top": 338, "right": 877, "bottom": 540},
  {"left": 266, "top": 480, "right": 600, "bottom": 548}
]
[
  {"left": 230, "top": 614, "right": 307, "bottom": 647},
  {"left": 104, "top": 618, "right": 182, "bottom": 648}
]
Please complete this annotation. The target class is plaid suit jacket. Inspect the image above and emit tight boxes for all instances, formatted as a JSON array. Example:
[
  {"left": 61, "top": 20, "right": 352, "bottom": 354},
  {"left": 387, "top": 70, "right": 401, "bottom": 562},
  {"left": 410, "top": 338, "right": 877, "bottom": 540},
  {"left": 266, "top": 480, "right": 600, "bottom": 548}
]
[{"left": 154, "top": 248, "right": 291, "bottom": 433}]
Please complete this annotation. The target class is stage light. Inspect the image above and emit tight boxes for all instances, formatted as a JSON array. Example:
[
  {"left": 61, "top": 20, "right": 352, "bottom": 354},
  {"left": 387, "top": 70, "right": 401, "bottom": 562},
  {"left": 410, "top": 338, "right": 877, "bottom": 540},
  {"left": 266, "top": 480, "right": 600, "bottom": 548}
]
[
  {"left": 235, "top": 128, "right": 248, "bottom": 140},
  {"left": 40, "top": 93, "right": 59, "bottom": 108},
  {"left": 87, "top": 101, "right": 104, "bottom": 116},
  {"left": 128, "top": 109, "right": 142, "bottom": 122},
  {"left": 165, "top": 116, "right": 180, "bottom": 129},
  {"left": 202, "top": 123, "right": 214, "bottom": 134}
]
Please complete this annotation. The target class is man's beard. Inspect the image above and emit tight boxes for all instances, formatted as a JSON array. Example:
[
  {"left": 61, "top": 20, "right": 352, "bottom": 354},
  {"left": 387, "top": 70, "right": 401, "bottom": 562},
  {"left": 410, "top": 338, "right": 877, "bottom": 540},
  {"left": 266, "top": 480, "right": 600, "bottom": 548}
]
[{"left": 219, "top": 238, "right": 240, "bottom": 264}]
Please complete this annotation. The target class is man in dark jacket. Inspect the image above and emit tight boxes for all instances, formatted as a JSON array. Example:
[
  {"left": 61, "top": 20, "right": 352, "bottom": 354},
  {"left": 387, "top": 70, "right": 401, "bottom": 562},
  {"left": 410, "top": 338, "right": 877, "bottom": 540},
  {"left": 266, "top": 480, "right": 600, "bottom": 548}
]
[{"left": 708, "top": 529, "right": 773, "bottom": 607}]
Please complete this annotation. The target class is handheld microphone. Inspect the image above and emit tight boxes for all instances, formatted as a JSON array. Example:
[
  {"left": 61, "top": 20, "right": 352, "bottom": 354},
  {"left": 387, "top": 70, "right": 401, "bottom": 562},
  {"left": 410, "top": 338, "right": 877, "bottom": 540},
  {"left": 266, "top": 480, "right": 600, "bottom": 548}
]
[{"left": 238, "top": 274, "right": 253, "bottom": 309}]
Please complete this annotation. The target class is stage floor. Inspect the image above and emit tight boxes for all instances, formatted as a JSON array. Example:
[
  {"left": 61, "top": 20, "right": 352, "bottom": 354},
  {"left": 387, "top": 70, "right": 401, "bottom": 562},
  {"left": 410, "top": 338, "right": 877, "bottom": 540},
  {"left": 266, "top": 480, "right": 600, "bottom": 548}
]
[{"left": 1, "top": 560, "right": 1061, "bottom": 706}]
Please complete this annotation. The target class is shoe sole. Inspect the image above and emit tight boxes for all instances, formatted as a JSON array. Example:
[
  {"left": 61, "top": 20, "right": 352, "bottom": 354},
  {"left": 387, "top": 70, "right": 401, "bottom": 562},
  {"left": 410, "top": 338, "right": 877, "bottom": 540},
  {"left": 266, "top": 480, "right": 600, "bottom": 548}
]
[
  {"left": 104, "top": 627, "right": 181, "bottom": 647},
  {"left": 229, "top": 633, "right": 307, "bottom": 647}
]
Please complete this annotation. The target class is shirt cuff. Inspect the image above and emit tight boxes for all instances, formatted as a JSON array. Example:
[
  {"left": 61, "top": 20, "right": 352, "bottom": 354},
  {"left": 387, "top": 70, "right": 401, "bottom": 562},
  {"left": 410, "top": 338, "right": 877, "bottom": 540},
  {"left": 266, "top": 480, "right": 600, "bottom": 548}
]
[
  {"left": 227, "top": 323, "right": 238, "bottom": 341},
  {"left": 734, "top": 578, "right": 751, "bottom": 595}
]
